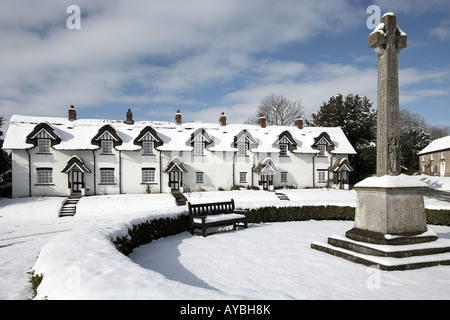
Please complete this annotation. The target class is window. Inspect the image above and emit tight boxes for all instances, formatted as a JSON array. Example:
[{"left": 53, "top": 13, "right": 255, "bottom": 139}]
[
  {"left": 100, "top": 168, "right": 115, "bottom": 184},
  {"left": 194, "top": 141, "right": 204, "bottom": 156},
  {"left": 143, "top": 141, "right": 154, "bottom": 155},
  {"left": 142, "top": 168, "right": 155, "bottom": 183},
  {"left": 442, "top": 152, "right": 445, "bottom": 160},
  {"left": 318, "top": 171, "right": 327, "bottom": 183},
  {"left": 422, "top": 156, "right": 425, "bottom": 162},
  {"left": 280, "top": 144, "right": 288, "bottom": 156},
  {"left": 37, "top": 168, "right": 53, "bottom": 184},
  {"left": 239, "top": 172, "right": 247, "bottom": 184},
  {"left": 281, "top": 172, "right": 288, "bottom": 183},
  {"left": 101, "top": 141, "right": 113, "bottom": 154},
  {"left": 38, "top": 139, "right": 51, "bottom": 153},
  {"left": 238, "top": 141, "right": 248, "bottom": 156},
  {"left": 318, "top": 144, "right": 326, "bottom": 156},
  {"left": 196, "top": 172, "right": 204, "bottom": 183},
  {"left": 431, "top": 154, "right": 434, "bottom": 161}
]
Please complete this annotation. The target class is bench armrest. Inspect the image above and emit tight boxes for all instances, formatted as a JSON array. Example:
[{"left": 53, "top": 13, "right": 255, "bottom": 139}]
[
  {"left": 191, "top": 214, "right": 206, "bottom": 223},
  {"left": 234, "top": 209, "right": 248, "bottom": 215}
]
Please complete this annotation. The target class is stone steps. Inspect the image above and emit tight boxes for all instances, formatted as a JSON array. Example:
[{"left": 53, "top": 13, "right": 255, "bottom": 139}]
[
  {"left": 311, "top": 233, "right": 450, "bottom": 271},
  {"left": 172, "top": 192, "right": 187, "bottom": 206},
  {"left": 60, "top": 197, "right": 81, "bottom": 217},
  {"left": 275, "top": 192, "right": 290, "bottom": 201}
]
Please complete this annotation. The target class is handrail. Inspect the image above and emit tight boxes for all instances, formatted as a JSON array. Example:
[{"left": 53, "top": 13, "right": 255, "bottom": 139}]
[{"left": 183, "top": 184, "right": 202, "bottom": 198}]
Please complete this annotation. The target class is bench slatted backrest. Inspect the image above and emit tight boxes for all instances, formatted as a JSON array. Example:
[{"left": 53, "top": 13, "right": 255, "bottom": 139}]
[{"left": 188, "top": 199, "right": 235, "bottom": 216}]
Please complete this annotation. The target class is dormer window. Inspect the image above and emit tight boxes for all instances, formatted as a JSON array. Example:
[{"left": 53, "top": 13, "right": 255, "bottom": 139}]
[
  {"left": 279, "top": 143, "right": 288, "bottom": 156},
  {"left": 277, "top": 131, "right": 297, "bottom": 156},
  {"left": 194, "top": 141, "right": 205, "bottom": 156},
  {"left": 318, "top": 144, "right": 326, "bottom": 156},
  {"left": 26, "top": 123, "right": 61, "bottom": 153},
  {"left": 191, "top": 129, "right": 212, "bottom": 156},
  {"left": 312, "top": 132, "right": 335, "bottom": 157},
  {"left": 233, "top": 130, "right": 257, "bottom": 156},
  {"left": 91, "top": 125, "right": 123, "bottom": 154},
  {"left": 237, "top": 137, "right": 249, "bottom": 156},
  {"left": 38, "top": 139, "right": 51, "bottom": 153},
  {"left": 143, "top": 141, "right": 154, "bottom": 155},
  {"left": 101, "top": 140, "right": 113, "bottom": 154},
  {"left": 134, "top": 126, "right": 163, "bottom": 156}
]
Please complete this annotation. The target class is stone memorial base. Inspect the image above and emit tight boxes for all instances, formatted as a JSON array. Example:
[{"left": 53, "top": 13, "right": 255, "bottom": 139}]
[{"left": 311, "top": 175, "right": 450, "bottom": 271}]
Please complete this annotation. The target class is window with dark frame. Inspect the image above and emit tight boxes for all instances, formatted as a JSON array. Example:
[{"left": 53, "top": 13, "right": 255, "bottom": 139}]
[
  {"left": 100, "top": 168, "right": 115, "bottom": 184},
  {"left": 196, "top": 172, "right": 204, "bottom": 183},
  {"left": 239, "top": 172, "right": 247, "bottom": 184},
  {"left": 36, "top": 168, "right": 53, "bottom": 184},
  {"left": 142, "top": 168, "right": 156, "bottom": 183}
]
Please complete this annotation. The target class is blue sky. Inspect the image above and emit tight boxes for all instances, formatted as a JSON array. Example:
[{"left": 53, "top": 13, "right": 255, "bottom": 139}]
[{"left": 0, "top": 0, "right": 449, "bottom": 131}]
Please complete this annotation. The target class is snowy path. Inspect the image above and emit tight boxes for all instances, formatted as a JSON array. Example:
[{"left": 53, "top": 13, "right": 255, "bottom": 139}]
[{"left": 0, "top": 220, "right": 90, "bottom": 299}]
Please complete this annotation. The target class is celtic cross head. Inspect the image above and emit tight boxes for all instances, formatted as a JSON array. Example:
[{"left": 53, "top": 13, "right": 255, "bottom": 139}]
[{"left": 368, "top": 13, "right": 407, "bottom": 56}]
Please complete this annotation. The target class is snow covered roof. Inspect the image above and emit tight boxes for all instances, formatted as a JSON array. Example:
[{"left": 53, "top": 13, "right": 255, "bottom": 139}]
[
  {"left": 3, "top": 114, "right": 357, "bottom": 155},
  {"left": 418, "top": 135, "right": 450, "bottom": 155}
]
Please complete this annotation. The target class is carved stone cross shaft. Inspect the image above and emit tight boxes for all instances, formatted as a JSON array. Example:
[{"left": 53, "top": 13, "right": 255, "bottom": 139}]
[{"left": 368, "top": 13, "right": 407, "bottom": 176}]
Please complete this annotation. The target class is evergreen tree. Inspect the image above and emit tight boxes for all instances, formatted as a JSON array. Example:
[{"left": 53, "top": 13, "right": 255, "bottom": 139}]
[{"left": 308, "top": 93, "right": 377, "bottom": 184}]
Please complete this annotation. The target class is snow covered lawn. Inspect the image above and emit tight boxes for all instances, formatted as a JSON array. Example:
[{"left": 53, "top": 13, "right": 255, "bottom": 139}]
[{"left": 1, "top": 178, "right": 450, "bottom": 300}]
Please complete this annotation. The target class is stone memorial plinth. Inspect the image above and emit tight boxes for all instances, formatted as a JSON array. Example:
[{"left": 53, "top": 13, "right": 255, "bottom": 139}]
[
  {"left": 346, "top": 174, "right": 430, "bottom": 245},
  {"left": 311, "top": 13, "right": 450, "bottom": 270}
]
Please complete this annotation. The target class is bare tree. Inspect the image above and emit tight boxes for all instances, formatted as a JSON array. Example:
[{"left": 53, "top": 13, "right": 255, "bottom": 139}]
[{"left": 246, "top": 94, "right": 304, "bottom": 126}]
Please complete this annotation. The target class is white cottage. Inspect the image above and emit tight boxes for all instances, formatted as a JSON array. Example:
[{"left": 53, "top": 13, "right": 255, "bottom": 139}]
[{"left": 3, "top": 106, "right": 356, "bottom": 198}]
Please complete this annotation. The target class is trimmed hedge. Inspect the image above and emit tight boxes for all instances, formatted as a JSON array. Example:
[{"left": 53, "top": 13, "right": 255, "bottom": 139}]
[
  {"left": 113, "top": 214, "right": 189, "bottom": 256},
  {"left": 246, "top": 205, "right": 355, "bottom": 223},
  {"left": 111, "top": 207, "right": 450, "bottom": 256},
  {"left": 426, "top": 209, "right": 450, "bottom": 226}
]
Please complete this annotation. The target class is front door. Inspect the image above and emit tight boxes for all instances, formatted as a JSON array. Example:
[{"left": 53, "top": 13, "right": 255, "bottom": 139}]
[
  {"left": 441, "top": 161, "right": 446, "bottom": 177},
  {"left": 169, "top": 170, "right": 181, "bottom": 191},
  {"left": 260, "top": 174, "right": 273, "bottom": 190},
  {"left": 71, "top": 170, "right": 84, "bottom": 194}
]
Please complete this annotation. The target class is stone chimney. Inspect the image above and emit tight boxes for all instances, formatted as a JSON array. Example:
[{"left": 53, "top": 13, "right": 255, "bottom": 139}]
[
  {"left": 295, "top": 116, "right": 303, "bottom": 129},
  {"left": 219, "top": 112, "right": 226, "bottom": 126},
  {"left": 68, "top": 105, "right": 77, "bottom": 121},
  {"left": 258, "top": 114, "right": 266, "bottom": 128},
  {"left": 175, "top": 110, "right": 182, "bottom": 125},
  {"left": 126, "top": 109, "right": 134, "bottom": 124}
]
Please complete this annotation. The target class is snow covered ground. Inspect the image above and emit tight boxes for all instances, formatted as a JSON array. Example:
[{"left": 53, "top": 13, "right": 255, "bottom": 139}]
[{"left": 1, "top": 175, "right": 450, "bottom": 300}]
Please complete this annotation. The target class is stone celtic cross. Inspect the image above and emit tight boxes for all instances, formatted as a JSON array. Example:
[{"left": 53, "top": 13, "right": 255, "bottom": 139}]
[{"left": 368, "top": 13, "right": 407, "bottom": 176}]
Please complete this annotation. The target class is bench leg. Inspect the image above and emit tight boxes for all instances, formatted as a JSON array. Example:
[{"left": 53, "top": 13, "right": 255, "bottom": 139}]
[
  {"left": 244, "top": 219, "right": 248, "bottom": 228},
  {"left": 202, "top": 225, "right": 207, "bottom": 237},
  {"left": 233, "top": 223, "right": 237, "bottom": 230}
]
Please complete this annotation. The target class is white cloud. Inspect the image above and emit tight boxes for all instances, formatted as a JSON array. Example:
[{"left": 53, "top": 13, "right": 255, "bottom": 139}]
[
  {"left": 0, "top": 0, "right": 447, "bottom": 134},
  {"left": 429, "top": 23, "right": 450, "bottom": 42}
]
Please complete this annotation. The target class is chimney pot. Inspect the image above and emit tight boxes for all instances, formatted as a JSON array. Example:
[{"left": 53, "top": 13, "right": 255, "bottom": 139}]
[
  {"left": 258, "top": 114, "right": 266, "bottom": 128},
  {"left": 219, "top": 112, "right": 226, "bottom": 126},
  {"left": 126, "top": 109, "right": 134, "bottom": 124},
  {"left": 68, "top": 105, "right": 77, "bottom": 121},
  {"left": 175, "top": 110, "right": 182, "bottom": 125},
  {"left": 295, "top": 116, "right": 303, "bottom": 129}
]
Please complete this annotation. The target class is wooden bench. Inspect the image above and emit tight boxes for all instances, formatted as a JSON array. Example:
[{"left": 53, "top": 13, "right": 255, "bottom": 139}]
[{"left": 188, "top": 199, "right": 248, "bottom": 237}]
